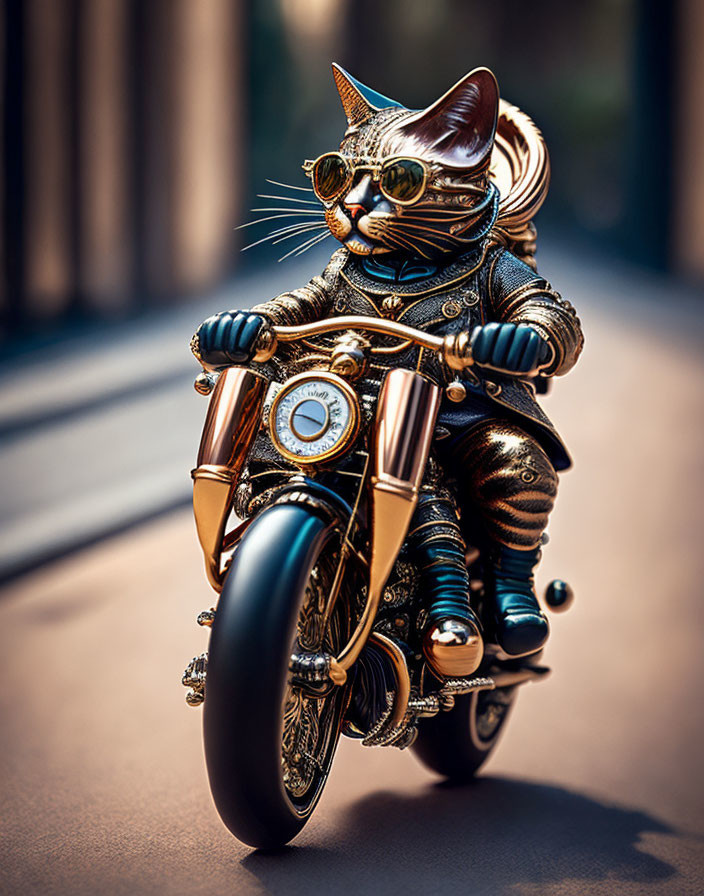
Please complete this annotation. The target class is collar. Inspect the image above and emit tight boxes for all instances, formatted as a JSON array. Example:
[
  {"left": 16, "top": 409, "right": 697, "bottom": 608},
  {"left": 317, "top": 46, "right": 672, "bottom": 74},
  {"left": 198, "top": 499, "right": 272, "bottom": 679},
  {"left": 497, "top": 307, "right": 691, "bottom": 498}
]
[
  {"left": 360, "top": 255, "right": 439, "bottom": 283},
  {"left": 343, "top": 240, "right": 489, "bottom": 296}
]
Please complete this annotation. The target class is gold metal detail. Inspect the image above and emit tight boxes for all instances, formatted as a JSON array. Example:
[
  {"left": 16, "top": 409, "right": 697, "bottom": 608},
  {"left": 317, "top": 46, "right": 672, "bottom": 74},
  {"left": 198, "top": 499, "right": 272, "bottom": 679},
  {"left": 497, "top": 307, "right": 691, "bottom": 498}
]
[
  {"left": 252, "top": 325, "right": 277, "bottom": 362},
  {"left": 281, "top": 548, "right": 349, "bottom": 799},
  {"left": 332, "top": 63, "right": 376, "bottom": 127},
  {"left": 189, "top": 332, "right": 202, "bottom": 362},
  {"left": 268, "top": 371, "right": 361, "bottom": 466},
  {"left": 182, "top": 653, "right": 208, "bottom": 706},
  {"left": 269, "top": 315, "right": 478, "bottom": 375},
  {"left": 197, "top": 609, "right": 215, "bottom": 627},
  {"left": 381, "top": 294, "right": 403, "bottom": 318},
  {"left": 329, "top": 332, "right": 370, "bottom": 379},
  {"left": 274, "top": 314, "right": 444, "bottom": 351},
  {"left": 367, "top": 632, "right": 411, "bottom": 732},
  {"left": 443, "top": 331, "right": 474, "bottom": 371},
  {"left": 441, "top": 299, "right": 462, "bottom": 319},
  {"left": 303, "top": 152, "right": 430, "bottom": 207},
  {"left": 194, "top": 370, "right": 217, "bottom": 395},
  {"left": 328, "top": 658, "right": 347, "bottom": 686},
  {"left": 423, "top": 619, "right": 484, "bottom": 679},
  {"left": 490, "top": 99, "right": 551, "bottom": 265},
  {"left": 335, "top": 369, "right": 441, "bottom": 673},
  {"left": 445, "top": 380, "right": 467, "bottom": 403},
  {"left": 193, "top": 367, "right": 267, "bottom": 590}
]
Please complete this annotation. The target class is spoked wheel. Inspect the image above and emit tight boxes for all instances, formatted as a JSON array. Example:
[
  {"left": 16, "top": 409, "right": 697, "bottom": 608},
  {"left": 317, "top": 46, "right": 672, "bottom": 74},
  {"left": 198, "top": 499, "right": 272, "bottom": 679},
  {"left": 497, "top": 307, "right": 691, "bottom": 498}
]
[
  {"left": 411, "top": 685, "right": 518, "bottom": 781},
  {"left": 203, "top": 501, "right": 356, "bottom": 848}
]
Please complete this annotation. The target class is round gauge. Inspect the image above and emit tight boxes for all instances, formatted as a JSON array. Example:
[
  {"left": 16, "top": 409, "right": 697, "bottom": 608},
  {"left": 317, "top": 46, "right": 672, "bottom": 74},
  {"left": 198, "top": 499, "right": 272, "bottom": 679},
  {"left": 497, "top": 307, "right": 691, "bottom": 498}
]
[{"left": 270, "top": 373, "right": 360, "bottom": 464}]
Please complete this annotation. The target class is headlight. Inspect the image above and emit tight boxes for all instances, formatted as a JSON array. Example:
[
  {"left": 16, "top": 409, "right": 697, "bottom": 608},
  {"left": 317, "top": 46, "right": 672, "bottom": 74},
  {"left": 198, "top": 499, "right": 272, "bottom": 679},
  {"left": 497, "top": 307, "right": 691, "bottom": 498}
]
[{"left": 269, "top": 372, "right": 360, "bottom": 465}]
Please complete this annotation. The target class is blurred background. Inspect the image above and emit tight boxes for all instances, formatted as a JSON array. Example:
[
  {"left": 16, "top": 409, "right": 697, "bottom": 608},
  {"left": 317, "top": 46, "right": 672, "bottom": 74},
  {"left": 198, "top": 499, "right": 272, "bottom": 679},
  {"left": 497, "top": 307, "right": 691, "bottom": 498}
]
[
  {"left": 2, "top": 0, "right": 703, "bottom": 335},
  {"left": 0, "top": 0, "right": 703, "bottom": 577},
  {"left": 1, "top": 2, "right": 703, "bottom": 893}
]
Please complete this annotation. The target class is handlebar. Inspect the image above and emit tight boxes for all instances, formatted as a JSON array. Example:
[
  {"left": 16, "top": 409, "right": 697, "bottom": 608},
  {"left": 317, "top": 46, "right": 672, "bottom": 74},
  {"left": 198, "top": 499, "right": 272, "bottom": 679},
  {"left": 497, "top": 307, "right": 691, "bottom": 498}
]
[{"left": 254, "top": 315, "right": 475, "bottom": 372}]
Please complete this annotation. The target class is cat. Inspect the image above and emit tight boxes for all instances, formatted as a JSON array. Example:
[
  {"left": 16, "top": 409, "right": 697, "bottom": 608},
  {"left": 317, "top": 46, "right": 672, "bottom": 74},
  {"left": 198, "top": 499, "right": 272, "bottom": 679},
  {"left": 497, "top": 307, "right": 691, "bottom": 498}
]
[{"left": 193, "top": 64, "right": 584, "bottom": 669}]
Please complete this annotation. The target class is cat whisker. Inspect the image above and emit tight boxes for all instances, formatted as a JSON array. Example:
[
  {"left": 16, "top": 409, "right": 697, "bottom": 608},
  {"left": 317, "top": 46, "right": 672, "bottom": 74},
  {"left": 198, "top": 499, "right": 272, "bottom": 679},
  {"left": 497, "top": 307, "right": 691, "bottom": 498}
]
[
  {"left": 265, "top": 178, "right": 314, "bottom": 193},
  {"left": 381, "top": 232, "right": 415, "bottom": 255},
  {"left": 388, "top": 218, "right": 459, "bottom": 239},
  {"left": 249, "top": 207, "right": 324, "bottom": 215},
  {"left": 278, "top": 229, "right": 332, "bottom": 262},
  {"left": 236, "top": 212, "right": 324, "bottom": 230},
  {"left": 381, "top": 228, "right": 431, "bottom": 258},
  {"left": 241, "top": 222, "right": 327, "bottom": 252},
  {"left": 292, "top": 230, "right": 332, "bottom": 257},
  {"left": 256, "top": 193, "right": 321, "bottom": 206},
  {"left": 402, "top": 204, "right": 473, "bottom": 218},
  {"left": 398, "top": 213, "right": 475, "bottom": 225},
  {"left": 271, "top": 223, "right": 328, "bottom": 246},
  {"left": 399, "top": 210, "right": 477, "bottom": 222},
  {"left": 389, "top": 220, "right": 462, "bottom": 240},
  {"left": 384, "top": 224, "right": 449, "bottom": 256}
]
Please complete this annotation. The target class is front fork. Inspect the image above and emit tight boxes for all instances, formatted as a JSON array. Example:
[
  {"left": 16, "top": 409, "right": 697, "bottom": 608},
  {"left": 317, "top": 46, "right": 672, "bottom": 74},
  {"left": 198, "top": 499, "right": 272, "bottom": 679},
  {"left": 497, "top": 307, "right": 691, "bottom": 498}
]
[
  {"left": 191, "top": 365, "right": 440, "bottom": 710},
  {"left": 192, "top": 367, "right": 267, "bottom": 590}
]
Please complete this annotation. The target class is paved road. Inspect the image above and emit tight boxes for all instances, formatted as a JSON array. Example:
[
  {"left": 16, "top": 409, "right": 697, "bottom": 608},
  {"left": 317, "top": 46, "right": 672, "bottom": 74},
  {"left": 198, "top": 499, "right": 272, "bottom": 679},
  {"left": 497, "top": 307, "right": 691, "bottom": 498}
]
[{"left": 1, "top": 259, "right": 703, "bottom": 894}]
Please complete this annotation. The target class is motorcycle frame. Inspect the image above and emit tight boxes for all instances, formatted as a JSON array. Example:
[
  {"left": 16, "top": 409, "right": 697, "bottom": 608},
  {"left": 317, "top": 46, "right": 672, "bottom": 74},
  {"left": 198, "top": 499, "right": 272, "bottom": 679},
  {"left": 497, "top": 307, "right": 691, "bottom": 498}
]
[{"left": 193, "top": 360, "right": 440, "bottom": 692}]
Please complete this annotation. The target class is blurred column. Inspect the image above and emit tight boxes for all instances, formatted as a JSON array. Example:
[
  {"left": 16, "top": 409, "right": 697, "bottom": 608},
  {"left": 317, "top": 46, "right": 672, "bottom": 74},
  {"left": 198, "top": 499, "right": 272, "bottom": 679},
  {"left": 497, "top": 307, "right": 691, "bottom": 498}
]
[
  {"left": 143, "top": 0, "right": 245, "bottom": 299},
  {"left": 1, "top": 0, "right": 247, "bottom": 336},
  {"left": 24, "top": 0, "right": 74, "bottom": 319},
  {"left": 673, "top": 0, "right": 704, "bottom": 280},
  {"left": 77, "top": 0, "right": 131, "bottom": 314}
]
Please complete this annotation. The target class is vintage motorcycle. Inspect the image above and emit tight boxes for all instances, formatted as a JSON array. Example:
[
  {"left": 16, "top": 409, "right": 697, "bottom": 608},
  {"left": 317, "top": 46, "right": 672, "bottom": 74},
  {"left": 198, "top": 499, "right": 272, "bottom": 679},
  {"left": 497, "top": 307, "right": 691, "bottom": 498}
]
[{"left": 182, "top": 316, "right": 572, "bottom": 849}]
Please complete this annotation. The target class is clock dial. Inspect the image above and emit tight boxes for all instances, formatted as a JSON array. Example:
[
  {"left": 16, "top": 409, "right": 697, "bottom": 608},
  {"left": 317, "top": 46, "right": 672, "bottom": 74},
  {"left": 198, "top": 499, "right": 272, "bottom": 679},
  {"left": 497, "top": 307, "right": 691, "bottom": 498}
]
[{"left": 270, "top": 374, "right": 359, "bottom": 464}]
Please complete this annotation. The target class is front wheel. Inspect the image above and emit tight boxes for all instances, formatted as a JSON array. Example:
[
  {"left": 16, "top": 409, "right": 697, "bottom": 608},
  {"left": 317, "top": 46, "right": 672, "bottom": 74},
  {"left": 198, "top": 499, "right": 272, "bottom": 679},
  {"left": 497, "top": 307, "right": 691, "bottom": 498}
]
[
  {"left": 203, "top": 501, "right": 352, "bottom": 848},
  {"left": 411, "top": 686, "right": 518, "bottom": 781}
]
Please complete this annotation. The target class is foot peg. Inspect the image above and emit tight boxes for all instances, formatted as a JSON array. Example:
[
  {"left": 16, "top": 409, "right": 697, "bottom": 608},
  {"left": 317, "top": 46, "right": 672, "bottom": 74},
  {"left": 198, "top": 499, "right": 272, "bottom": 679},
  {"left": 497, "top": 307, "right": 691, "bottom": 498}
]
[{"left": 423, "top": 618, "right": 484, "bottom": 678}]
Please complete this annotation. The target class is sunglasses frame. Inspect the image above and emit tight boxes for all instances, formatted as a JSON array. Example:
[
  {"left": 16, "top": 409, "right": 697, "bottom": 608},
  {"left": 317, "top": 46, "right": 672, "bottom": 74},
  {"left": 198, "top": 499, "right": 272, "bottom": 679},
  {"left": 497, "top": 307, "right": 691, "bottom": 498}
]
[{"left": 303, "top": 152, "right": 430, "bottom": 206}]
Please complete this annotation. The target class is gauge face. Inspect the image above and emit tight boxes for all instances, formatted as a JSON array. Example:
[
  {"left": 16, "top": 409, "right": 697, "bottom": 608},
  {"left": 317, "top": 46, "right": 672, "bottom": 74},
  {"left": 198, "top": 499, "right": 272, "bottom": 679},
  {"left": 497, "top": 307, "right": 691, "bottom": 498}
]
[{"left": 270, "top": 374, "right": 359, "bottom": 463}]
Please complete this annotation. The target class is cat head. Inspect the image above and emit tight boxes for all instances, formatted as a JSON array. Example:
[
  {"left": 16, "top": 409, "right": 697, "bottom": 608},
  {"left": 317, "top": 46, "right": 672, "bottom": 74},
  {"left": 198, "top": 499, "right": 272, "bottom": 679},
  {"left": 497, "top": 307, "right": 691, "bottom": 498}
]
[{"left": 303, "top": 64, "right": 500, "bottom": 259}]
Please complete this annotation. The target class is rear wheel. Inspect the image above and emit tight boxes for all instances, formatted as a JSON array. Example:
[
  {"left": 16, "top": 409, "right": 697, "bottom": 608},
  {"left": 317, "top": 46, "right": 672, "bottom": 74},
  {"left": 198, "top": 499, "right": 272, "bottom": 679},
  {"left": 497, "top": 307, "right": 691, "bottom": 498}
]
[
  {"left": 203, "top": 501, "right": 354, "bottom": 848},
  {"left": 411, "top": 686, "right": 517, "bottom": 781}
]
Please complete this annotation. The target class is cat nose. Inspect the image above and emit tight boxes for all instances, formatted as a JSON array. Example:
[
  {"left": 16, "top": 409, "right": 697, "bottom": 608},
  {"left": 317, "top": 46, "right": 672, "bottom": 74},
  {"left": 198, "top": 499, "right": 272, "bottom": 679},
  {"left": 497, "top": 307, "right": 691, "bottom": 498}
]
[
  {"left": 344, "top": 173, "right": 373, "bottom": 221},
  {"left": 344, "top": 202, "right": 366, "bottom": 222}
]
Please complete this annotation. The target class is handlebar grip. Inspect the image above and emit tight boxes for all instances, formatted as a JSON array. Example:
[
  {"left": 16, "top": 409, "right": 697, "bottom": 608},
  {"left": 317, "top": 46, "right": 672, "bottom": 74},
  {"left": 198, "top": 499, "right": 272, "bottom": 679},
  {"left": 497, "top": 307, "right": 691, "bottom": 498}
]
[
  {"left": 252, "top": 326, "right": 278, "bottom": 362},
  {"left": 442, "top": 332, "right": 475, "bottom": 371}
]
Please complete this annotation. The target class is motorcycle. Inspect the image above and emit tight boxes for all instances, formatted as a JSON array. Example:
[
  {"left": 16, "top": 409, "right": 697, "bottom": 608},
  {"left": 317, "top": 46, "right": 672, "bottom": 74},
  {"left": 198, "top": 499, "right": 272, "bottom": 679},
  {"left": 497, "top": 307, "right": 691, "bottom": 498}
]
[{"left": 182, "top": 315, "right": 572, "bottom": 849}]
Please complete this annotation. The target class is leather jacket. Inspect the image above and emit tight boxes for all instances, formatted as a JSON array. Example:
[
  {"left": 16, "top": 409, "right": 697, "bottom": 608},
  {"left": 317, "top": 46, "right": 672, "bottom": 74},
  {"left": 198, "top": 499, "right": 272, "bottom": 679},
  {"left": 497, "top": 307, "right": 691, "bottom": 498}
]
[{"left": 253, "top": 243, "right": 583, "bottom": 471}]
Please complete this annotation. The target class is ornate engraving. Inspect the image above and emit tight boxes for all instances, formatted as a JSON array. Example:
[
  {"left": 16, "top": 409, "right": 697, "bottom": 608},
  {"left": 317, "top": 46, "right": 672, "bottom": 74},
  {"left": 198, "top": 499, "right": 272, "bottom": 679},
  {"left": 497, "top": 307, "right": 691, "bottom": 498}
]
[
  {"left": 281, "top": 550, "right": 348, "bottom": 799},
  {"left": 182, "top": 653, "right": 208, "bottom": 707},
  {"left": 381, "top": 560, "right": 419, "bottom": 608}
]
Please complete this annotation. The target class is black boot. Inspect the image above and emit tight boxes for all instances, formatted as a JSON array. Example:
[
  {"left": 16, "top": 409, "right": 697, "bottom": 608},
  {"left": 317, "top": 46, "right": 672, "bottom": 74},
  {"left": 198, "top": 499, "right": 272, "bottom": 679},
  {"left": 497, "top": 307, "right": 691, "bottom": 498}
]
[
  {"left": 421, "top": 551, "right": 484, "bottom": 678},
  {"left": 409, "top": 495, "right": 484, "bottom": 678},
  {"left": 492, "top": 544, "right": 549, "bottom": 656}
]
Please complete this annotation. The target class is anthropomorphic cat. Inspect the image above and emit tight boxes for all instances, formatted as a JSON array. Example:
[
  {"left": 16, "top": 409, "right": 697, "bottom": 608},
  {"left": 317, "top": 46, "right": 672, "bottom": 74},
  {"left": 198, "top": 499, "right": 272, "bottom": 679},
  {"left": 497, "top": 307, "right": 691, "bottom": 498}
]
[{"left": 192, "top": 65, "right": 583, "bottom": 678}]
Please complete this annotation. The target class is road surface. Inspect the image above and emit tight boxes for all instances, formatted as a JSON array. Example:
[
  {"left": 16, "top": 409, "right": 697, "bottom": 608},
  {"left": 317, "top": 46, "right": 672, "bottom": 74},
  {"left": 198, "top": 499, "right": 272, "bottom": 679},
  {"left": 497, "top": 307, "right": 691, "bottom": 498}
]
[{"left": 1, "top": 255, "right": 703, "bottom": 894}]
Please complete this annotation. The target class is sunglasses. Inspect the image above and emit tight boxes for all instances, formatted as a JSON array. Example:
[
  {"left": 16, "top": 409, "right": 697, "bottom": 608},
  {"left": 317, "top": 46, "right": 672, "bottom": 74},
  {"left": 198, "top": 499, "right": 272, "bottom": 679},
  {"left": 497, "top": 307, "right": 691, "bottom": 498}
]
[{"left": 303, "top": 153, "right": 428, "bottom": 206}]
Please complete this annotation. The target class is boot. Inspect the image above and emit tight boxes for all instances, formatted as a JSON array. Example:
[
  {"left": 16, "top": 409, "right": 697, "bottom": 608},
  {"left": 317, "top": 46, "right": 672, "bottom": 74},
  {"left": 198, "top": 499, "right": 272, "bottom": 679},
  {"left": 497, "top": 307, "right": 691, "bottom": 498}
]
[
  {"left": 492, "top": 544, "right": 549, "bottom": 656},
  {"left": 418, "top": 536, "right": 483, "bottom": 679}
]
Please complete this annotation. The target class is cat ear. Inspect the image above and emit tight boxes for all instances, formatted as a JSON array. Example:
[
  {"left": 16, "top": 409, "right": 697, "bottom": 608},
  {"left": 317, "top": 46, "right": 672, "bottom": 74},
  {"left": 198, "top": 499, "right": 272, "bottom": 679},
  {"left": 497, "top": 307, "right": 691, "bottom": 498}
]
[
  {"left": 395, "top": 67, "right": 499, "bottom": 170},
  {"left": 332, "top": 63, "right": 404, "bottom": 127}
]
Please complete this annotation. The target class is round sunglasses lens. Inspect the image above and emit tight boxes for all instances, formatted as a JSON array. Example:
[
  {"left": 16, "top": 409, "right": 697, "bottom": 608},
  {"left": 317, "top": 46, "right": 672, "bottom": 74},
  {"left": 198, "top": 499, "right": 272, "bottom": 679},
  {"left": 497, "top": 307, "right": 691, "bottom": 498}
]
[
  {"left": 313, "top": 155, "right": 348, "bottom": 200},
  {"left": 381, "top": 159, "right": 425, "bottom": 202}
]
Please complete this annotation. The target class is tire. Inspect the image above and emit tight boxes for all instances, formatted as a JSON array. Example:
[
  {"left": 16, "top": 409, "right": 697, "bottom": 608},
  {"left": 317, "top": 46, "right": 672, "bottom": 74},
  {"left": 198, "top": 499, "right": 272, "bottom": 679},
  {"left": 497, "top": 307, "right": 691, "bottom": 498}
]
[
  {"left": 411, "top": 686, "right": 517, "bottom": 781},
  {"left": 203, "top": 500, "right": 351, "bottom": 848}
]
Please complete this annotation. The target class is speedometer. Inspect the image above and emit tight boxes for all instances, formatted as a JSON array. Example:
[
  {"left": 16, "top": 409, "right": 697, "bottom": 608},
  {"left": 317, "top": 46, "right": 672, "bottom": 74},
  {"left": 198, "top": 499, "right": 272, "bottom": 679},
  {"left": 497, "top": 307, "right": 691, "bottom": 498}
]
[{"left": 269, "top": 372, "right": 360, "bottom": 465}]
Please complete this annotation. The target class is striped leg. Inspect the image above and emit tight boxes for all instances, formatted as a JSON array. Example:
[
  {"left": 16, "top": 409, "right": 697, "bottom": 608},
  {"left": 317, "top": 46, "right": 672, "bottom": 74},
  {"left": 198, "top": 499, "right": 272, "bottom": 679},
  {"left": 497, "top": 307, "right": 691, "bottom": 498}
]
[{"left": 451, "top": 421, "right": 557, "bottom": 654}]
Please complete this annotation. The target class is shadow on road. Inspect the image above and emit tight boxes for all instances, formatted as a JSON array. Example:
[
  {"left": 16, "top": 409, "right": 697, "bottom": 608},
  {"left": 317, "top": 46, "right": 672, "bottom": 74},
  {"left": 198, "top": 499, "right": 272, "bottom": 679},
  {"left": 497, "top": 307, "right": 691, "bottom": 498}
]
[{"left": 242, "top": 776, "right": 677, "bottom": 894}]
